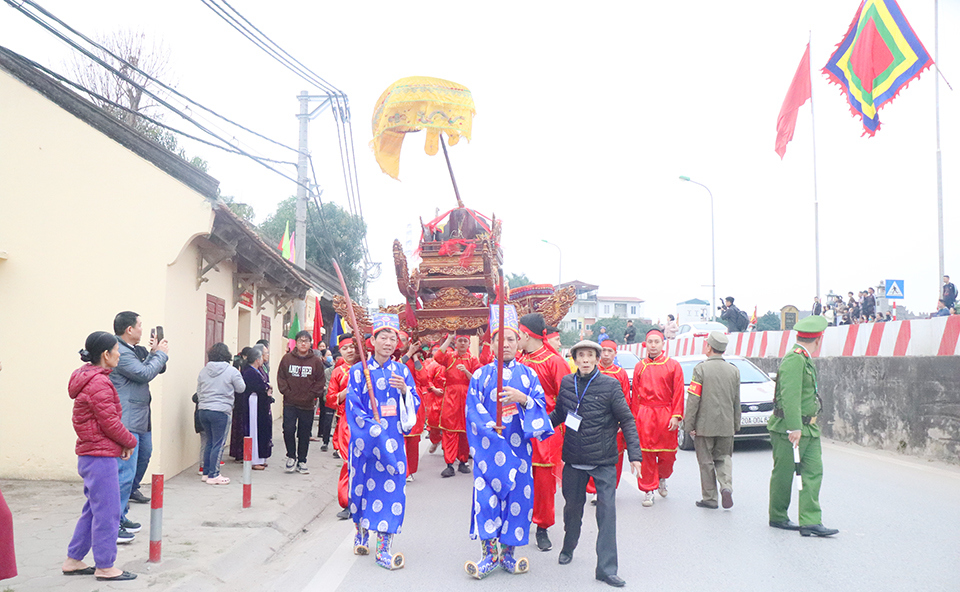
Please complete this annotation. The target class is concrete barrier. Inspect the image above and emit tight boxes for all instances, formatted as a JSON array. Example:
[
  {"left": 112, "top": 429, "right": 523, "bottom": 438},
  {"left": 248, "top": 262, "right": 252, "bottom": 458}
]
[{"left": 749, "top": 356, "right": 960, "bottom": 465}]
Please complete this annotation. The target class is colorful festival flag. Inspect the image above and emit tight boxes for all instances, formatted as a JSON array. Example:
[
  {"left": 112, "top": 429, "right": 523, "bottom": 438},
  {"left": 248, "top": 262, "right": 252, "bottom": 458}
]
[
  {"left": 313, "top": 297, "right": 324, "bottom": 349},
  {"left": 750, "top": 306, "right": 758, "bottom": 326},
  {"left": 823, "top": 0, "right": 932, "bottom": 136},
  {"left": 279, "top": 221, "right": 292, "bottom": 260},
  {"left": 775, "top": 43, "right": 812, "bottom": 159}
]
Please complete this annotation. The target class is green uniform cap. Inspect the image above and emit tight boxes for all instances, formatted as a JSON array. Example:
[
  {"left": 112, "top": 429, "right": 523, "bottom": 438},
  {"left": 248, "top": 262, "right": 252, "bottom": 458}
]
[{"left": 794, "top": 314, "right": 828, "bottom": 337}]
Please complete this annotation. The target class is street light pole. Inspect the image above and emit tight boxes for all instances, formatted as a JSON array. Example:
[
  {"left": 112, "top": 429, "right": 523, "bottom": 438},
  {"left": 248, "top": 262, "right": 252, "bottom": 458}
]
[
  {"left": 541, "top": 239, "right": 562, "bottom": 287},
  {"left": 679, "top": 176, "right": 716, "bottom": 321}
]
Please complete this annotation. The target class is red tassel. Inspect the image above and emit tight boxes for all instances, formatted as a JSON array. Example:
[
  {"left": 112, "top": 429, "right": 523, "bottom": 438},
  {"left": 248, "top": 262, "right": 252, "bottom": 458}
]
[{"left": 458, "top": 243, "right": 476, "bottom": 267}]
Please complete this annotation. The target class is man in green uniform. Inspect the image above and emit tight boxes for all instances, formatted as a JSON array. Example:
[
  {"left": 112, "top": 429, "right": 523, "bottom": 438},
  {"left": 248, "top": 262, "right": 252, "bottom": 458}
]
[
  {"left": 684, "top": 331, "right": 740, "bottom": 510},
  {"left": 767, "top": 315, "right": 838, "bottom": 537}
]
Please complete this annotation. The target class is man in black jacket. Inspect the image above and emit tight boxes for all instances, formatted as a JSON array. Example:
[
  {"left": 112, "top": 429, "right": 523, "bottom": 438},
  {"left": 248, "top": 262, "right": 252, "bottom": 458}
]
[{"left": 550, "top": 341, "right": 642, "bottom": 588}]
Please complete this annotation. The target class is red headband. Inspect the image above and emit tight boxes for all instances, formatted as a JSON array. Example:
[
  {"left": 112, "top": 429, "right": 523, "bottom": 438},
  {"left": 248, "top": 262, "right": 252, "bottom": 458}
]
[
  {"left": 545, "top": 331, "right": 559, "bottom": 339},
  {"left": 601, "top": 340, "right": 618, "bottom": 350},
  {"left": 519, "top": 325, "right": 543, "bottom": 339},
  {"left": 646, "top": 329, "right": 664, "bottom": 340}
]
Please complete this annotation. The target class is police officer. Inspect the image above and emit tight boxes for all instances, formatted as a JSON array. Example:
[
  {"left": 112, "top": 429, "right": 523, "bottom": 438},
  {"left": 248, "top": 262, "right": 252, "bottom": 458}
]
[
  {"left": 684, "top": 331, "right": 740, "bottom": 510},
  {"left": 767, "top": 315, "right": 838, "bottom": 537}
]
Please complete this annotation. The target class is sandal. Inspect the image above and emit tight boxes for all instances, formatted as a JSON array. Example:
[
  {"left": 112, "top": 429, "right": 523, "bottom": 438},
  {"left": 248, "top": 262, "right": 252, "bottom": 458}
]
[
  {"left": 96, "top": 570, "right": 138, "bottom": 581},
  {"left": 252, "top": 464, "right": 266, "bottom": 470},
  {"left": 207, "top": 475, "right": 230, "bottom": 485}
]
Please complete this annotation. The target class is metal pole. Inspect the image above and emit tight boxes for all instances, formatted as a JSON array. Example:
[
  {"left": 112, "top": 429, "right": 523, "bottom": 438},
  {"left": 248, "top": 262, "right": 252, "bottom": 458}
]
[
  {"left": 242, "top": 436, "right": 252, "bottom": 508},
  {"left": 935, "top": 0, "right": 945, "bottom": 285},
  {"left": 679, "top": 177, "right": 716, "bottom": 320},
  {"left": 808, "top": 34, "right": 821, "bottom": 302},
  {"left": 541, "top": 240, "right": 562, "bottom": 287},
  {"left": 294, "top": 91, "right": 310, "bottom": 326},
  {"left": 439, "top": 136, "right": 465, "bottom": 208}
]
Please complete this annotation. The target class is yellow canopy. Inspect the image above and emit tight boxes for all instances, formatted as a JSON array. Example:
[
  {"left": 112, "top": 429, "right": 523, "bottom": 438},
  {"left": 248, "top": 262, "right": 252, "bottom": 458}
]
[{"left": 370, "top": 76, "right": 476, "bottom": 180}]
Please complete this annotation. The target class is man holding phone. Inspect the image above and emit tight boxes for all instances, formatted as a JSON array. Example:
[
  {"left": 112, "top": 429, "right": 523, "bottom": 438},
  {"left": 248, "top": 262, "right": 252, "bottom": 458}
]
[{"left": 111, "top": 311, "right": 168, "bottom": 543}]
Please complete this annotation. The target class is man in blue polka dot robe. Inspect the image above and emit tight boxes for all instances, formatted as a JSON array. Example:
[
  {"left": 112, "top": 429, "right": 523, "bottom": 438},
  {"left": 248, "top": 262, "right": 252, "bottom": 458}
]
[
  {"left": 464, "top": 304, "right": 554, "bottom": 579},
  {"left": 346, "top": 314, "right": 419, "bottom": 570}
]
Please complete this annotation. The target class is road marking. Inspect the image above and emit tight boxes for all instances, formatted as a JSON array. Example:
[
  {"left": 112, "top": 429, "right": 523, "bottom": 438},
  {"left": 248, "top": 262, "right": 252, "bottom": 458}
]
[
  {"left": 825, "top": 441, "right": 960, "bottom": 480},
  {"left": 302, "top": 526, "right": 357, "bottom": 591}
]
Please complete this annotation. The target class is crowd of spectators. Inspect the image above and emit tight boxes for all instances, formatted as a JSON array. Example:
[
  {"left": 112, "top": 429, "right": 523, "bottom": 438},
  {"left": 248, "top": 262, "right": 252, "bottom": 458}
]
[{"left": 814, "top": 289, "right": 891, "bottom": 326}]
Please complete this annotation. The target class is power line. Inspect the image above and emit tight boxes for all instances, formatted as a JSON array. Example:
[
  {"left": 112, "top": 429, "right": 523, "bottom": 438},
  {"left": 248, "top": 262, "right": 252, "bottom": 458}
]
[
  {"left": 4, "top": 0, "right": 314, "bottom": 193},
  {"left": 15, "top": 0, "right": 302, "bottom": 156}
]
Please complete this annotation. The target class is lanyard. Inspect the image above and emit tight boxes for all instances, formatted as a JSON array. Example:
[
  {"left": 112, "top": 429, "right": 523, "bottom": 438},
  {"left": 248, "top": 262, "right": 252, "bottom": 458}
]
[{"left": 573, "top": 371, "right": 598, "bottom": 414}]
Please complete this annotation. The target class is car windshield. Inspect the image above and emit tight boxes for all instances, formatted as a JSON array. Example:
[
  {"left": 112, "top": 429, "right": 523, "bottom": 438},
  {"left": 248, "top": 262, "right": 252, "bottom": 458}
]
[
  {"left": 678, "top": 359, "right": 771, "bottom": 384},
  {"left": 615, "top": 351, "right": 640, "bottom": 374}
]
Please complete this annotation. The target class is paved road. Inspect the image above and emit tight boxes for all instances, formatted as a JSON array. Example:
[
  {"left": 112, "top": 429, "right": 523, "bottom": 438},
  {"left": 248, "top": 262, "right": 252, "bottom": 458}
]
[{"left": 249, "top": 437, "right": 960, "bottom": 592}]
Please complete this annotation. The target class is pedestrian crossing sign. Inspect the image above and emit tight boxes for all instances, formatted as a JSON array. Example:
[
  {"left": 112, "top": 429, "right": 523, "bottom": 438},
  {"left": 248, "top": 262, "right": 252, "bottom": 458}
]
[{"left": 885, "top": 280, "right": 904, "bottom": 299}]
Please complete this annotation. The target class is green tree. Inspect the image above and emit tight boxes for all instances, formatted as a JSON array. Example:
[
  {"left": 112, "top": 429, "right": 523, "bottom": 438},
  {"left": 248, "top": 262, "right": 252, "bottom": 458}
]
[
  {"left": 505, "top": 273, "right": 534, "bottom": 289},
  {"left": 221, "top": 195, "right": 255, "bottom": 222},
  {"left": 756, "top": 311, "right": 780, "bottom": 332},
  {"left": 559, "top": 329, "right": 580, "bottom": 348},
  {"left": 590, "top": 317, "right": 657, "bottom": 344},
  {"left": 259, "top": 197, "right": 367, "bottom": 296}
]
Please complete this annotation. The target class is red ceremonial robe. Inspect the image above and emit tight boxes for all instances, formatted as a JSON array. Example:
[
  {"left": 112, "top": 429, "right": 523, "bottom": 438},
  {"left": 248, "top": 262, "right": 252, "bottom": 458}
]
[
  {"left": 403, "top": 357, "right": 434, "bottom": 476},
  {"left": 521, "top": 345, "right": 570, "bottom": 529},
  {"left": 326, "top": 360, "right": 351, "bottom": 509},
  {"left": 434, "top": 349, "right": 480, "bottom": 465},
  {"left": 631, "top": 352, "right": 685, "bottom": 492}
]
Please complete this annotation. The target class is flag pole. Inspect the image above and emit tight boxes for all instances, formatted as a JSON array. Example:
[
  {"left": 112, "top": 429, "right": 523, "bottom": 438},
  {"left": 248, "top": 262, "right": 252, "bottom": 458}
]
[
  {"left": 935, "top": 0, "right": 945, "bottom": 286},
  {"left": 808, "top": 31, "right": 822, "bottom": 302}
]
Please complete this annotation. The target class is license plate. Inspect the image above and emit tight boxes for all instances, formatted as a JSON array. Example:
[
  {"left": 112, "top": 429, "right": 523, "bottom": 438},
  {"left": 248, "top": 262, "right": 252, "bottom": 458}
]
[{"left": 741, "top": 414, "right": 771, "bottom": 426}]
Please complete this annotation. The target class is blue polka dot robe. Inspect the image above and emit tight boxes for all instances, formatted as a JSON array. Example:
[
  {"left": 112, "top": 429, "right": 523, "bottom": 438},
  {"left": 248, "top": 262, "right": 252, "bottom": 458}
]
[
  {"left": 466, "top": 358, "right": 554, "bottom": 546},
  {"left": 347, "top": 357, "right": 420, "bottom": 534}
]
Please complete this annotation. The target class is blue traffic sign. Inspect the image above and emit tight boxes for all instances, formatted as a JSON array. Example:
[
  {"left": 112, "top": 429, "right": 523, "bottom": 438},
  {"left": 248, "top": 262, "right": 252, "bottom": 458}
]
[{"left": 884, "top": 279, "right": 904, "bottom": 299}]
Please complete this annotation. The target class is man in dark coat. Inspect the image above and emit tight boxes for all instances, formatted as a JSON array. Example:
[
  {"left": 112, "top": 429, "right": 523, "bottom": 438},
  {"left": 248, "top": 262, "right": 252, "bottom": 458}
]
[{"left": 550, "top": 340, "right": 642, "bottom": 588}]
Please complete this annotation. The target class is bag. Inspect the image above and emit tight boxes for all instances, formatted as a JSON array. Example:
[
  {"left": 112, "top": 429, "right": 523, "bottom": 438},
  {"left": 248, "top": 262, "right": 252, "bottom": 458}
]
[
  {"left": 737, "top": 309, "right": 750, "bottom": 332},
  {"left": 192, "top": 392, "right": 202, "bottom": 434}
]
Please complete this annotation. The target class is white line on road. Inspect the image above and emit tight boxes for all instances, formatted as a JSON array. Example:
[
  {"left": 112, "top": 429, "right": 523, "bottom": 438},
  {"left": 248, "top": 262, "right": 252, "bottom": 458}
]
[
  {"left": 302, "top": 527, "right": 357, "bottom": 592},
  {"left": 825, "top": 440, "right": 960, "bottom": 480}
]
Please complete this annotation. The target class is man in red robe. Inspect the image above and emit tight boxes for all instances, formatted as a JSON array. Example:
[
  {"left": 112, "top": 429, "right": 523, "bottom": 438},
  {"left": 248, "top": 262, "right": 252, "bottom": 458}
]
[
  {"left": 434, "top": 333, "right": 480, "bottom": 478},
  {"left": 401, "top": 341, "right": 441, "bottom": 481},
  {"left": 631, "top": 329, "right": 684, "bottom": 507},
  {"left": 327, "top": 333, "right": 358, "bottom": 520},
  {"left": 518, "top": 313, "right": 570, "bottom": 551},
  {"left": 423, "top": 346, "right": 445, "bottom": 453},
  {"left": 587, "top": 340, "right": 632, "bottom": 498}
]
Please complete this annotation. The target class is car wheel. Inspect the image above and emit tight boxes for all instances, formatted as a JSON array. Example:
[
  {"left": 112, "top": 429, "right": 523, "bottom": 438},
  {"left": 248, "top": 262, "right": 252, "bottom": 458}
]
[{"left": 678, "top": 427, "right": 694, "bottom": 451}]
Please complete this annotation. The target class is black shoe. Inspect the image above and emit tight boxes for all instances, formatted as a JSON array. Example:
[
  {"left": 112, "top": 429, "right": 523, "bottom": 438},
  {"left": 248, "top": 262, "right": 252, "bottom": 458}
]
[
  {"left": 96, "top": 570, "right": 137, "bottom": 581},
  {"left": 769, "top": 519, "right": 801, "bottom": 531},
  {"left": 336, "top": 508, "right": 351, "bottom": 520},
  {"left": 597, "top": 574, "right": 626, "bottom": 587},
  {"left": 721, "top": 488, "right": 734, "bottom": 509},
  {"left": 129, "top": 490, "right": 150, "bottom": 504},
  {"left": 120, "top": 518, "right": 141, "bottom": 533},
  {"left": 441, "top": 465, "right": 455, "bottom": 478},
  {"left": 332, "top": 450, "right": 340, "bottom": 459},
  {"left": 320, "top": 444, "right": 329, "bottom": 452},
  {"left": 117, "top": 527, "right": 135, "bottom": 544},
  {"left": 535, "top": 527, "right": 552, "bottom": 551},
  {"left": 558, "top": 551, "right": 573, "bottom": 565},
  {"left": 800, "top": 524, "right": 839, "bottom": 537},
  {"left": 695, "top": 500, "right": 718, "bottom": 509},
  {"left": 457, "top": 461, "right": 471, "bottom": 474}
]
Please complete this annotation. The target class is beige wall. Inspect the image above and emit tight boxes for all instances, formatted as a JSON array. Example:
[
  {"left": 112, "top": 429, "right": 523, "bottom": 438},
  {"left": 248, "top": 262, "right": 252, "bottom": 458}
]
[{"left": 0, "top": 69, "right": 294, "bottom": 480}]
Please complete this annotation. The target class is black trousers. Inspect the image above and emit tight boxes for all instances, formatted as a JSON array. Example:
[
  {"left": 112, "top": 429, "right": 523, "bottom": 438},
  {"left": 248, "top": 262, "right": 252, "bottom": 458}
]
[
  {"left": 316, "top": 404, "right": 334, "bottom": 442},
  {"left": 561, "top": 463, "right": 618, "bottom": 578},
  {"left": 283, "top": 406, "right": 313, "bottom": 463}
]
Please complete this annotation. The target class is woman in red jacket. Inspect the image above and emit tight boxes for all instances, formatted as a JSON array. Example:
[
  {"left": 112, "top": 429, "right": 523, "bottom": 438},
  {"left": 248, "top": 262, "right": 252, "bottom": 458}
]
[{"left": 60, "top": 331, "right": 139, "bottom": 582}]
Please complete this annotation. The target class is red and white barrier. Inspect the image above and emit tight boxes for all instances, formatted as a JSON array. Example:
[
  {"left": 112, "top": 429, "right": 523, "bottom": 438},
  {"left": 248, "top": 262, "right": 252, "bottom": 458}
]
[
  {"left": 149, "top": 474, "right": 163, "bottom": 563},
  {"left": 619, "top": 316, "right": 960, "bottom": 358}
]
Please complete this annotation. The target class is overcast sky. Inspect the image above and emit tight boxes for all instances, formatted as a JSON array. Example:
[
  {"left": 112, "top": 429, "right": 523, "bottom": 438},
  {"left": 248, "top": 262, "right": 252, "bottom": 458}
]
[{"left": 2, "top": 0, "right": 957, "bottom": 320}]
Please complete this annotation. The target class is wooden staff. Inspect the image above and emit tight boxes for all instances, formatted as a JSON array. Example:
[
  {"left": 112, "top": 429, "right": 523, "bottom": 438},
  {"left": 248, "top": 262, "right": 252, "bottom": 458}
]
[
  {"left": 495, "top": 269, "right": 505, "bottom": 434},
  {"left": 332, "top": 259, "right": 379, "bottom": 421}
]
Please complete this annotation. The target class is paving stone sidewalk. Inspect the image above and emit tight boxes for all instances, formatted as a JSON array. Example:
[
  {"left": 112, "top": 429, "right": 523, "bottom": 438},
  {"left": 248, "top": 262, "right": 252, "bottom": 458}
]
[{"left": 1, "top": 420, "right": 342, "bottom": 591}]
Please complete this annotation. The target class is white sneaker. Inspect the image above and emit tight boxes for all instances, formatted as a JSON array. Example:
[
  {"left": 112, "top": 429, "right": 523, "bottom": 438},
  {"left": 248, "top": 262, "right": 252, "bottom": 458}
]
[
  {"left": 642, "top": 491, "right": 655, "bottom": 507},
  {"left": 285, "top": 457, "right": 297, "bottom": 473},
  {"left": 406, "top": 474, "right": 414, "bottom": 483},
  {"left": 658, "top": 478, "right": 668, "bottom": 498},
  {"left": 297, "top": 462, "right": 310, "bottom": 475}
]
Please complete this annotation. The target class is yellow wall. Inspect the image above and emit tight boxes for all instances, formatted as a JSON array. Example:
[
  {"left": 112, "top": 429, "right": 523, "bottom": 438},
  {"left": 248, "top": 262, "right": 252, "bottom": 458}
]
[{"left": 0, "top": 68, "right": 292, "bottom": 480}]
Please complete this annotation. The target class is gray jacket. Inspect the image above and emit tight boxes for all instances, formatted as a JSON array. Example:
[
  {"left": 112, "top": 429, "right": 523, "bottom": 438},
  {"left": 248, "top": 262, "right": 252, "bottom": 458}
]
[
  {"left": 197, "top": 362, "right": 245, "bottom": 414},
  {"left": 111, "top": 341, "right": 168, "bottom": 434}
]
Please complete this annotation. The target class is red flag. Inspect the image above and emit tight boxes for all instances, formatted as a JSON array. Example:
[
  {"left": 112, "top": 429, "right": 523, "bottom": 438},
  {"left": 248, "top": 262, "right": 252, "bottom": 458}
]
[
  {"left": 313, "top": 297, "right": 324, "bottom": 349},
  {"left": 775, "top": 43, "right": 811, "bottom": 159}
]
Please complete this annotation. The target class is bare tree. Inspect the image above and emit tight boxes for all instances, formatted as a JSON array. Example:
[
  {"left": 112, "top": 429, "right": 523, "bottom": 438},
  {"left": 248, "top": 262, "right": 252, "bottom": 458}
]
[{"left": 67, "top": 29, "right": 174, "bottom": 129}]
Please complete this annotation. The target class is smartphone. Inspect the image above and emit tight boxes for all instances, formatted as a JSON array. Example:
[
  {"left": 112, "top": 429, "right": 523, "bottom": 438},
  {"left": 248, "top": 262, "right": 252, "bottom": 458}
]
[
  {"left": 156, "top": 326, "right": 164, "bottom": 342},
  {"left": 150, "top": 328, "right": 156, "bottom": 341}
]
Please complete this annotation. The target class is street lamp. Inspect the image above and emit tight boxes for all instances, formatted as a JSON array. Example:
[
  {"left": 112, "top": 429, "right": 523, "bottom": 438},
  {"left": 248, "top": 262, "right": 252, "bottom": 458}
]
[
  {"left": 541, "top": 239, "right": 561, "bottom": 287},
  {"left": 679, "top": 175, "right": 716, "bottom": 321}
]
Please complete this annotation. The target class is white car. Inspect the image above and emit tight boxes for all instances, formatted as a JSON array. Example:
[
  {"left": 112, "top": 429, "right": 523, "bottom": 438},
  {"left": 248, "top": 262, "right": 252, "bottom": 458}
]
[
  {"left": 673, "top": 354, "right": 775, "bottom": 450},
  {"left": 674, "top": 321, "right": 729, "bottom": 341}
]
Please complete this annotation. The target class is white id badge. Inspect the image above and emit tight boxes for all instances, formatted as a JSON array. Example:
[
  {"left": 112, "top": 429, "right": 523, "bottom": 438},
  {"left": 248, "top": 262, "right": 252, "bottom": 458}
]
[{"left": 565, "top": 412, "right": 582, "bottom": 432}]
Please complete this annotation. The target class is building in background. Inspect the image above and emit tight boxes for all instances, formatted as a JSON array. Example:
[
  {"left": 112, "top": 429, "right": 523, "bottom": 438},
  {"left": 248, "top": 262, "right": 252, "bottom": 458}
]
[
  {"left": 677, "top": 298, "right": 711, "bottom": 324},
  {"left": 556, "top": 280, "right": 644, "bottom": 333}
]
